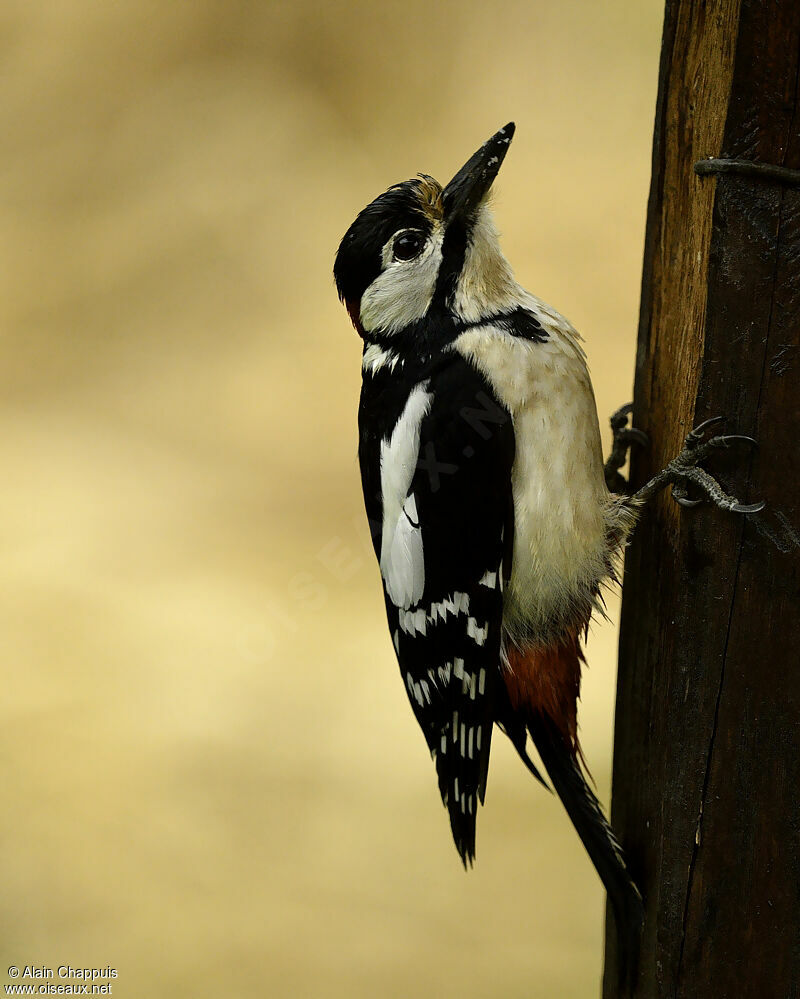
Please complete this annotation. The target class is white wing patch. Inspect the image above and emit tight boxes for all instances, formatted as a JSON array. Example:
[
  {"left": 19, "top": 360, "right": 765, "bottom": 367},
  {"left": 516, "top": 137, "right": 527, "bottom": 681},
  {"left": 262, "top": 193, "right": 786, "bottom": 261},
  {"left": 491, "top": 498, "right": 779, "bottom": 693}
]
[{"left": 380, "top": 383, "right": 432, "bottom": 608}]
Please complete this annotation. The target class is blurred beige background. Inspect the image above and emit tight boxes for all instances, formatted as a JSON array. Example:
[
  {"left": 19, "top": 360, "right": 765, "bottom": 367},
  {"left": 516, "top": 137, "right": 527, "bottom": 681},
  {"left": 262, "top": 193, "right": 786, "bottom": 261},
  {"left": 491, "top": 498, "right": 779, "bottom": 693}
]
[{"left": 0, "top": 2, "right": 662, "bottom": 996}]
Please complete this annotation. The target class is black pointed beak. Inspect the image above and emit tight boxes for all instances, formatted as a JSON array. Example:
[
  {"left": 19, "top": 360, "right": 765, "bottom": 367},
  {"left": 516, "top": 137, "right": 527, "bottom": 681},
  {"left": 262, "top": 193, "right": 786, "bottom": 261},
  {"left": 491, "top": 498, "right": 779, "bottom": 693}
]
[{"left": 442, "top": 122, "right": 515, "bottom": 220}]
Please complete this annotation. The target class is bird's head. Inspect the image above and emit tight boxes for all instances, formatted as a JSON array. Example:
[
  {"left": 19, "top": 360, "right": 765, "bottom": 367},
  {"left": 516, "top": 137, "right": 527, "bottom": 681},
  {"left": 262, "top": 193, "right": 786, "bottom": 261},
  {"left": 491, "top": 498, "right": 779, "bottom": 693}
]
[{"left": 334, "top": 123, "right": 519, "bottom": 349}]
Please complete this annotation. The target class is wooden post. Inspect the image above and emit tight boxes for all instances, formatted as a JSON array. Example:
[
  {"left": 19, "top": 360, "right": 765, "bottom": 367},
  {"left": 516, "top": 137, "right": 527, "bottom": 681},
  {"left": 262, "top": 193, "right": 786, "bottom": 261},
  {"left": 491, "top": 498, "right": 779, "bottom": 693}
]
[{"left": 603, "top": 2, "right": 800, "bottom": 996}]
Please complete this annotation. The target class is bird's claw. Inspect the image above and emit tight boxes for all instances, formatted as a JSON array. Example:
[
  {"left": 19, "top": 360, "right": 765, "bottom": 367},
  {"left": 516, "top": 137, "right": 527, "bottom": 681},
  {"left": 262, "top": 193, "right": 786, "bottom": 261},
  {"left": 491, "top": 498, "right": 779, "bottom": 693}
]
[
  {"left": 609, "top": 402, "right": 634, "bottom": 429},
  {"left": 671, "top": 482, "right": 703, "bottom": 508},
  {"left": 621, "top": 427, "right": 649, "bottom": 448},
  {"left": 609, "top": 403, "right": 649, "bottom": 442},
  {"left": 731, "top": 500, "right": 767, "bottom": 514},
  {"left": 707, "top": 434, "right": 758, "bottom": 450},
  {"left": 684, "top": 415, "right": 759, "bottom": 453},
  {"left": 605, "top": 403, "right": 649, "bottom": 492},
  {"left": 664, "top": 418, "right": 764, "bottom": 514},
  {"left": 685, "top": 415, "right": 727, "bottom": 446}
]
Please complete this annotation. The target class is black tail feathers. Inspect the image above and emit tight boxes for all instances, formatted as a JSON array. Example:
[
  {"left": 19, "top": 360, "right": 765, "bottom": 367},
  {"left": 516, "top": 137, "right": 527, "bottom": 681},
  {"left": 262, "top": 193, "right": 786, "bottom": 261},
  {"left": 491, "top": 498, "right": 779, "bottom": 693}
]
[{"left": 528, "top": 713, "right": 644, "bottom": 991}]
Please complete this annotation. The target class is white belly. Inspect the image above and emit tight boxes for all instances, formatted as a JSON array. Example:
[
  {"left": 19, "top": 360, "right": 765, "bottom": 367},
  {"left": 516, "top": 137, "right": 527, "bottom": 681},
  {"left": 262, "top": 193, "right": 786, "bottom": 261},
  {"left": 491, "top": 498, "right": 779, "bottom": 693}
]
[{"left": 454, "top": 308, "right": 611, "bottom": 642}]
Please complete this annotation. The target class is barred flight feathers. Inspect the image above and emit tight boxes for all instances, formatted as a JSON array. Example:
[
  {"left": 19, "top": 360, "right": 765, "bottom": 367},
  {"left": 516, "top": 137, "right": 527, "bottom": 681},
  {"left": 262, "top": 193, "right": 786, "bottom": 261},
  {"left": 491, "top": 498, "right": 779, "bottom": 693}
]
[{"left": 360, "top": 352, "right": 514, "bottom": 864}]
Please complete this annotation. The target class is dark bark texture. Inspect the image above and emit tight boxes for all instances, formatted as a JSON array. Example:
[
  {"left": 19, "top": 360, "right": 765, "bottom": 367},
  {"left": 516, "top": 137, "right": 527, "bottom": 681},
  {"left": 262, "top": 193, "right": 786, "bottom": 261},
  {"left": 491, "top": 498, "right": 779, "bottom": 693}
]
[{"left": 603, "top": 2, "right": 800, "bottom": 997}]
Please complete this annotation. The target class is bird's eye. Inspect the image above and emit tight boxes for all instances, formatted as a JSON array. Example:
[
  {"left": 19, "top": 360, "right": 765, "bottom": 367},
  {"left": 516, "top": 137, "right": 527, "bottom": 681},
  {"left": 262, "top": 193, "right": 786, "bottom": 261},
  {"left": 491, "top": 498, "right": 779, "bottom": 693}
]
[{"left": 393, "top": 230, "right": 425, "bottom": 262}]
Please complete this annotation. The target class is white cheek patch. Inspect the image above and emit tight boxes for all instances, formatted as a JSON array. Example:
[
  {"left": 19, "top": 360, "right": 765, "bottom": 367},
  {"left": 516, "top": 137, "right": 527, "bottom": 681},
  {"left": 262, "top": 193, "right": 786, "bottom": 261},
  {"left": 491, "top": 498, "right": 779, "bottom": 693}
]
[
  {"left": 379, "top": 383, "right": 433, "bottom": 608},
  {"left": 360, "top": 229, "right": 443, "bottom": 335}
]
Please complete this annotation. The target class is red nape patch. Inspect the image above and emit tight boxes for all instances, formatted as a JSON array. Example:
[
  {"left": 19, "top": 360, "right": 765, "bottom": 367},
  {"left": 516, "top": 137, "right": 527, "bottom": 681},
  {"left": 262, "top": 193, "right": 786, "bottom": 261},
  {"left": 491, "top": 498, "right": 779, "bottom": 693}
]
[
  {"left": 504, "top": 632, "right": 587, "bottom": 760},
  {"left": 345, "top": 299, "right": 365, "bottom": 338}
]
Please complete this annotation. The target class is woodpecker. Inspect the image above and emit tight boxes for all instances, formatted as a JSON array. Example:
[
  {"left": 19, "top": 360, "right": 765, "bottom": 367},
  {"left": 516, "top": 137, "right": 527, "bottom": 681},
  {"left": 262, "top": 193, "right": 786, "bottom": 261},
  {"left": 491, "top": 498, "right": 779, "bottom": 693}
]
[{"left": 333, "top": 123, "right": 762, "bottom": 978}]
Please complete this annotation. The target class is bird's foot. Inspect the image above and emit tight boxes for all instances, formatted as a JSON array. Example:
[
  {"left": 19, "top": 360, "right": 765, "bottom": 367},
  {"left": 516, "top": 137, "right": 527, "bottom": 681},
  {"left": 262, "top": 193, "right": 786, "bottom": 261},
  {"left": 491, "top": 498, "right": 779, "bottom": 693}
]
[
  {"left": 604, "top": 403, "right": 649, "bottom": 493},
  {"left": 634, "top": 416, "right": 765, "bottom": 514}
]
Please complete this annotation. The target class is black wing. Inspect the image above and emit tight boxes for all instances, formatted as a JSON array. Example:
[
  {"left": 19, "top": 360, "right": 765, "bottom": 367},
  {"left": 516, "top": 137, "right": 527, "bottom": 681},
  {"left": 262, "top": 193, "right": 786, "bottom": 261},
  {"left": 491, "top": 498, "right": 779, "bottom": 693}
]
[{"left": 359, "top": 352, "right": 515, "bottom": 864}]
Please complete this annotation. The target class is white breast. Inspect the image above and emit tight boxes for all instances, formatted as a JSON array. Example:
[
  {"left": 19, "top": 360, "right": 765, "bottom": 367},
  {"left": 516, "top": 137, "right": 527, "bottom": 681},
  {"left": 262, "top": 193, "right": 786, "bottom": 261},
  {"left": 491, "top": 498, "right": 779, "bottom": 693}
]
[{"left": 453, "top": 298, "right": 612, "bottom": 642}]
